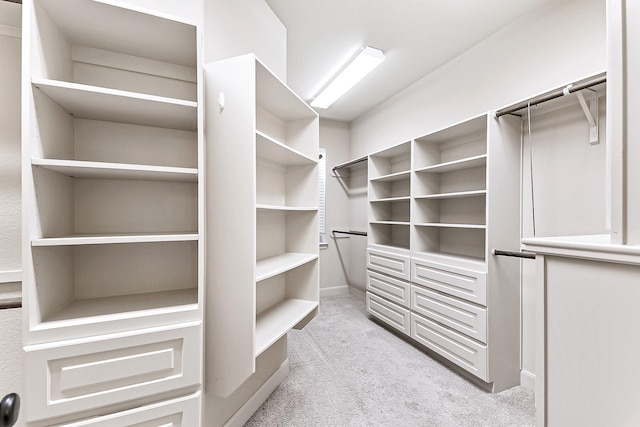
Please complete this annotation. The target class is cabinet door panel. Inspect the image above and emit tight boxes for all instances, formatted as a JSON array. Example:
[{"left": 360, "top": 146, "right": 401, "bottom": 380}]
[
  {"left": 366, "top": 269, "right": 410, "bottom": 308},
  {"left": 412, "top": 258, "right": 486, "bottom": 305},
  {"left": 25, "top": 324, "right": 201, "bottom": 423},
  {"left": 366, "top": 291, "right": 410, "bottom": 336},
  {"left": 411, "top": 285, "right": 487, "bottom": 343},
  {"left": 366, "top": 248, "right": 410, "bottom": 280},
  {"left": 411, "top": 313, "right": 488, "bottom": 381}
]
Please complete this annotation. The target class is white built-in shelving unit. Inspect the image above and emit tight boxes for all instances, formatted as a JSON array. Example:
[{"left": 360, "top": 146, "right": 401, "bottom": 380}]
[
  {"left": 365, "top": 113, "right": 522, "bottom": 392},
  {"left": 22, "top": 0, "right": 203, "bottom": 424},
  {"left": 205, "top": 54, "right": 319, "bottom": 398}
]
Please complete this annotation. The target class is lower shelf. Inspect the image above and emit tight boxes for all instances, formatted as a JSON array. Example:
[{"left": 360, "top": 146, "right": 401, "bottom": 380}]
[
  {"left": 255, "top": 298, "right": 317, "bottom": 357},
  {"left": 37, "top": 288, "right": 198, "bottom": 328}
]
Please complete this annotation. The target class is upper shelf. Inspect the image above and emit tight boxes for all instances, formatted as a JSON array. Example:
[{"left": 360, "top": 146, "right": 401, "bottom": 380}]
[
  {"left": 256, "top": 131, "right": 317, "bottom": 166},
  {"left": 32, "top": 233, "right": 198, "bottom": 247},
  {"left": 415, "top": 155, "right": 487, "bottom": 174},
  {"left": 32, "top": 159, "right": 198, "bottom": 182},
  {"left": 33, "top": 79, "right": 198, "bottom": 131},
  {"left": 370, "top": 170, "right": 411, "bottom": 182},
  {"left": 255, "top": 253, "right": 318, "bottom": 282}
]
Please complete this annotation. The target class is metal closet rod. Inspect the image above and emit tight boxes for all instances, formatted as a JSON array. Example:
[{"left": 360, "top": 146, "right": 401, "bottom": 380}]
[
  {"left": 0, "top": 297, "right": 22, "bottom": 310},
  {"left": 332, "top": 156, "right": 367, "bottom": 172},
  {"left": 495, "top": 75, "right": 606, "bottom": 117},
  {"left": 492, "top": 249, "right": 536, "bottom": 260},
  {"left": 332, "top": 230, "right": 367, "bottom": 237}
]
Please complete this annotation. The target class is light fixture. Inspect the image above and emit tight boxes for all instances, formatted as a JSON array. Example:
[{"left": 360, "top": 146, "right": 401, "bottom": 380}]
[{"left": 311, "top": 46, "right": 385, "bottom": 109}]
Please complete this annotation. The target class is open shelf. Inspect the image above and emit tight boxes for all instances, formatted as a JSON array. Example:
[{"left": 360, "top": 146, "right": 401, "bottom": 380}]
[
  {"left": 256, "top": 253, "right": 319, "bottom": 282},
  {"left": 38, "top": 288, "right": 198, "bottom": 327},
  {"left": 414, "top": 154, "right": 487, "bottom": 174},
  {"left": 32, "top": 233, "right": 198, "bottom": 247},
  {"left": 414, "top": 190, "right": 486, "bottom": 200},
  {"left": 370, "top": 170, "right": 411, "bottom": 182},
  {"left": 255, "top": 298, "right": 318, "bottom": 357},
  {"left": 32, "top": 158, "right": 198, "bottom": 182},
  {"left": 33, "top": 79, "right": 197, "bottom": 130},
  {"left": 414, "top": 223, "right": 486, "bottom": 229},
  {"left": 370, "top": 196, "right": 411, "bottom": 203},
  {"left": 256, "top": 204, "right": 318, "bottom": 212},
  {"left": 256, "top": 131, "right": 317, "bottom": 166}
]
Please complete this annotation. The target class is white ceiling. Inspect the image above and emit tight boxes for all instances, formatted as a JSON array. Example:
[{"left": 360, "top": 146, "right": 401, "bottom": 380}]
[{"left": 265, "top": 0, "right": 558, "bottom": 122}]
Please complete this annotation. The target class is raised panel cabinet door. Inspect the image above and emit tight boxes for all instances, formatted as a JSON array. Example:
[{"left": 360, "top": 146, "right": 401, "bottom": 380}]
[
  {"left": 411, "top": 312, "right": 488, "bottom": 381},
  {"left": 366, "top": 269, "right": 410, "bottom": 308},
  {"left": 411, "top": 285, "right": 487, "bottom": 343},
  {"left": 366, "top": 291, "right": 411, "bottom": 336},
  {"left": 24, "top": 323, "right": 201, "bottom": 423},
  {"left": 411, "top": 258, "right": 487, "bottom": 306},
  {"left": 366, "top": 248, "right": 410, "bottom": 280}
]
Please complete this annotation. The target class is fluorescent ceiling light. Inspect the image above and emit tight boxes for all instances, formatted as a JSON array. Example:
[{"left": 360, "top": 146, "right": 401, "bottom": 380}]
[{"left": 311, "top": 46, "right": 385, "bottom": 109}]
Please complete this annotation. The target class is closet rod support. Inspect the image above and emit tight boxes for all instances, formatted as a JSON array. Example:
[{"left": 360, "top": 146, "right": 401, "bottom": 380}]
[
  {"left": 575, "top": 89, "right": 599, "bottom": 144},
  {"left": 492, "top": 249, "right": 536, "bottom": 260}
]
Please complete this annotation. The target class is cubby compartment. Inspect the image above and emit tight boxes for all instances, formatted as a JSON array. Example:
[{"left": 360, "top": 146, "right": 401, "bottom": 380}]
[
  {"left": 30, "top": 241, "right": 197, "bottom": 337},
  {"left": 255, "top": 260, "right": 318, "bottom": 356},
  {"left": 369, "top": 141, "right": 411, "bottom": 179},
  {"left": 369, "top": 222, "right": 410, "bottom": 250},
  {"left": 413, "top": 225, "right": 486, "bottom": 262},
  {"left": 370, "top": 199, "right": 410, "bottom": 223},
  {"left": 31, "top": 167, "right": 197, "bottom": 240},
  {"left": 256, "top": 209, "right": 318, "bottom": 260},
  {"left": 30, "top": 0, "right": 197, "bottom": 101},
  {"left": 414, "top": 196, "right": 486, "bottom": 226},
  {"left": 256, "top": 159, "right": 317, "bottom": 209},
  {"left": 414, "top": 166, "right": 486, "bottom": 197},
  {"left": 256, "top": 63, "right": 317, "bottom": 159}
]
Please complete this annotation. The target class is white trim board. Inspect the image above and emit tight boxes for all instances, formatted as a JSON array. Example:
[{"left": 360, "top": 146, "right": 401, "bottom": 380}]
[
  {"left": 0, "top": 270, "right": 21, "bottom": 283},
  {"left": 223, "top": 359, "right": 290, "bottom": 427},
  {"left": 520, "top": 369, "right": 535, "bottom": 391},
  {"left": 320, "top": 285, "right": 349, "bottom": 297}
]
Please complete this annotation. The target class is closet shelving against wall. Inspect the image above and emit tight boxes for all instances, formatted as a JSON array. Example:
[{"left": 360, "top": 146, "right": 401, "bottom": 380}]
[
  {"left": 22, "top": 0, "right": 203, "bottom": 424},
  {"left": 365, "top": 113, "right": 522, "bottom": 392},
  {"left": 205, "top": 53, "right": 319, "bottom": 398}
]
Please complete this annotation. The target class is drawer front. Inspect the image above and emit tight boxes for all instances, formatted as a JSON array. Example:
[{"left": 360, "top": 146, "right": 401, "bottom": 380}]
[
  {"left": 56, "top": 393, "right": 200, "bottom": 426},
  {"left": 366, "top": 269, "right": 410, "bottom": 308},
  {"left": 411, "top": 285, "right": 487, "bottom": 343},
  {"left": 366, "top": 291, "right": 410, "bottom": 336},
  {"left": 367, "top": 248, "right": 410, "bottom": 280},
  {"left": 25, "top": 323, "right": 201, "bottom": 423},
  {"left": 411, "top": 258, "right": 487, "bottom": 305},
  {"left": 411, "top": 312, "right": 488, "bottom": 381}
]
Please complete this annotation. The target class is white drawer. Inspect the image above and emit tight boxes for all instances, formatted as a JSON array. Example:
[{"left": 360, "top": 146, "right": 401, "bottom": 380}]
[
  {"left": 367, "top": 248, "right": 410, "bottom": 280},
  {"left": 366, "top": 269, "right": 410, "bottom": 308},
  {"left": 411, "top": 312, "right": 488, "bottom": 381},
  {"left": 411, "top": 285, "right": 487, "bottom": 343},
  {"left": 55, "top": 392, "right": 200, "bottom": 426},
  {"left": 411, "top": 258, "right": 487, "bottom": 305},
  {"left": 25, "top": 323, "right": 201, "bottom": 423},
  {"left": 366, "top": 291, "right": 410, "bottom": 336}
]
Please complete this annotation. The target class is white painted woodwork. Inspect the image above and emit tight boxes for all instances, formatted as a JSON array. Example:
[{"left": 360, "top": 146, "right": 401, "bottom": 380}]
[
  {"left": 366, "top": 248, "right": 411, "bottom": 280},
  {"left": 411, "top": 257, "right": 487, "bottom": 305},
  {"left": 365, "top": 270, "right": 410, "bottom": 308},
  {"left": 55, "top": 392, "right": 200, "bottom": 427},
  {"left": 25, "top": 323, "right": 201, "bottom": 422},
  {"left": 366, "top": 292, "right": 411, "bottom": 336},
  {"left": 22, "top": 1, "right": 203, "bottom": 424},
  {"left": 205, "top": 54, "right": 319, "bottom": 398},
  {"left": 411, "top": 312, "right": 488, "bottom": 381},
  {"left": 365, "top": 113, "right": 521, "bottom": 392},
  {"left": 411, "top": 284, "right": 487, "bottom": 343}
]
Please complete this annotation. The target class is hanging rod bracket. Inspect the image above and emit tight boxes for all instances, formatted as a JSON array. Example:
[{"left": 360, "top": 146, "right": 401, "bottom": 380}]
[{"left": 575, "top": 89, "right": 599, "bottom": 145}]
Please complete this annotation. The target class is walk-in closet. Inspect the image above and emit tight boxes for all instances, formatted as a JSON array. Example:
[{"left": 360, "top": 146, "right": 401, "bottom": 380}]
[{"left": 1, "top": 0, "right": 638, "bottom": 426}]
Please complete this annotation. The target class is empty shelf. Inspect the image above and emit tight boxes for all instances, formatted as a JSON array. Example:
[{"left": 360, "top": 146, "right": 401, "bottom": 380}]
[
  {"left": 256, "top": 204, "right": 318, "bottom": 212},
  {"left": 32, "top": 233, "right": 199, "bottom": 247},
  {"left": 255, "top": 298, "right": 318, "bottom": 356},
  {"left": 33, "top": 78, "right": 197, "bottom": 130},
  {"left": 370, "top": 170, "right": 411, "bottom": 182},
  {"left": 32, "top": 158, "right": 198, "bottom": 182},
  {"left": 256, "top": 253, "right": 318, "bottom": 282},
  {"left": 256, "top": 131, "right": 317, "bottom": 166},
  {"left": 414, "top": 223, "right": 486, "bottom": 229},
  {"left": 415, "top": 155, "right": 487, "bottom": 174},
  {"left": 414, "top": 190, "right": 486, "bottom": 200}
]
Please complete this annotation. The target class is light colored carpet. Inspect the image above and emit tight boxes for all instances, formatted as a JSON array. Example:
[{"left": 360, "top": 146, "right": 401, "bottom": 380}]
[{"left": 246, "top": 293, "right": 535, "bottom": 426}]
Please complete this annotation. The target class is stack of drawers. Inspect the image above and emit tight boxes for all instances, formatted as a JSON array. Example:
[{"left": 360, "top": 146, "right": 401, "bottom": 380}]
[{"left": 366, "top": 248, "right": 490, "bottom": 382}]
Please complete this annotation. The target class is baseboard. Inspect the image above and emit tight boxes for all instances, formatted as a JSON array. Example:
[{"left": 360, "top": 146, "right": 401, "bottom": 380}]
[
  {"left": 520, "top": 369, "right": 536, "bottom": 391},
  {"left": 320, "top": 285, "right": 349, "bottom": 297},
  {"left": 348, "top": 286, "right": 365, "bottom": 300},
  {"left": 224, "top": 359, "right": 290, "bottom": 427}
]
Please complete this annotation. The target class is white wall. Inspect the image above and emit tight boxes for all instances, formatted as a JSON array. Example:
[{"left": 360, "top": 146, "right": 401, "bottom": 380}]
[
  {"left": 349, "top": 0, "right": 607, "bottom": 386},
  {"left": 319, "top": 120, "right": 351, "bottom": 295},
  {"left": 0, "top": 3, "right": 24, "bottom": 425}
]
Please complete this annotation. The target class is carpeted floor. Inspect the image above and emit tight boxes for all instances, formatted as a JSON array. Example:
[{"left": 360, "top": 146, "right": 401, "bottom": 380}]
[{"left": 245, "top": 293, "right": 535, "bottom": 427}]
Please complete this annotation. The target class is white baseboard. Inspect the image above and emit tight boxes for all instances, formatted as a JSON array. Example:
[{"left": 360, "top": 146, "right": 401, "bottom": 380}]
[
  {"left": 520, "top": 369, "right": 536, "bottom": 391},
  {"left": 224, "top": 359, "right": 290, "bottom": 427},
  {"left": 348, "top": 286, "right": 365, "bottom": 300},
  {"left": 320, "top": 285, "right": 349, "bottom": 297}
]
